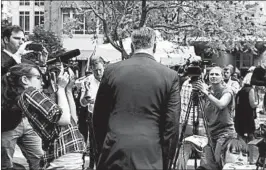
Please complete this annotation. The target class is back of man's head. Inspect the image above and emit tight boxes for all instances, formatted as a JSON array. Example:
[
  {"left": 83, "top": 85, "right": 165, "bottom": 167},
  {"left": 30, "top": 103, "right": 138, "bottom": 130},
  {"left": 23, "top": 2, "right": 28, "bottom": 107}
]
[
  {"left": 2, "top": 25, "right": 24, "bottom": 40},
  {"left": 131, "top": 27, "right": 156, "bottom": 51}
]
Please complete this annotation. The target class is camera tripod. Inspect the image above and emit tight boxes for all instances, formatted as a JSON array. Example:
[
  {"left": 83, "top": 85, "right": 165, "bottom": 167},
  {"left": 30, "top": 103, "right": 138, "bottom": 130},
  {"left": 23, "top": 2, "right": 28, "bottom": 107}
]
[{"left": 170, "top": 89, "right": 215, "bottom": 169}]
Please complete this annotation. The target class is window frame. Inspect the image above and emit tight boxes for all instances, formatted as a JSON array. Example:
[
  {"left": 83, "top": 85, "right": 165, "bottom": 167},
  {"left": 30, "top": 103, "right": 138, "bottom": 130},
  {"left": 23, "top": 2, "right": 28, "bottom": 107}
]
[
  {"left": 19, "top": 0, "right": 30, "bottom": 6},
  {"left": 34, "top": 11, "right": 44, "bottom": 26},
  {"left": 19, "top": 11, "right": 30, "bottom": 34}
]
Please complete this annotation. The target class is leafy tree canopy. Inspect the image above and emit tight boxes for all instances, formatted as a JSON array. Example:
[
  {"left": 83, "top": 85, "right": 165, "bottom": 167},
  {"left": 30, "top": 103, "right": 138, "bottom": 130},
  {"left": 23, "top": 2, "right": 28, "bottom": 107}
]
[
  {"left": 28, "top": 25, "right": 66, "bottom": 58},
  {"left": 63, "top": 0, "right": 266, "bottom": 59}
]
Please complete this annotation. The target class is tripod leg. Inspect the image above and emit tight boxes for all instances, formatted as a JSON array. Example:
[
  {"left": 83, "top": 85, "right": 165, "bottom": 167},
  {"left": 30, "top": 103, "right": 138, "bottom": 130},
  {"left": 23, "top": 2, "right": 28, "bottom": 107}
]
[
  {"left": 172, "top": 95, "right": 195, "bottom": 169},
  {"left": 198, "top": 98, "right": 215, "bottom": 155}
]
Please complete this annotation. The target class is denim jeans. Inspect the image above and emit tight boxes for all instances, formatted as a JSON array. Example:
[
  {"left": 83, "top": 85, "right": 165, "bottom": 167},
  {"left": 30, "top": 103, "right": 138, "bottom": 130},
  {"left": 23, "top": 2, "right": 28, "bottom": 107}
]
[
  {"left": 46, "top": 153, "right": 83, "bottom": 170},
  {"left": 1, "top": 117, "right": 43, "bottom": 170},
  {"left": 176, "top": 123, "right": 207, "bottom": 170}
]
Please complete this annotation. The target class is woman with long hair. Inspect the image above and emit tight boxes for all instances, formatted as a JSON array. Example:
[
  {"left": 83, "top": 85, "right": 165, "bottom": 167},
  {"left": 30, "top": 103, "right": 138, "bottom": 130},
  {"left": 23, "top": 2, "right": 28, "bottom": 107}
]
[{"left": 2, "top": 63, "right": 86, "bottom": 169}]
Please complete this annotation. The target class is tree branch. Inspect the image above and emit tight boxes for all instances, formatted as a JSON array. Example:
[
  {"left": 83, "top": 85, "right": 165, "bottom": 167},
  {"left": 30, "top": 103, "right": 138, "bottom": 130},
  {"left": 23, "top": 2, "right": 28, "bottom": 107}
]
[
  {"left": 85, "top": 1, "right": 104, "bottom": 21},
  {"left": 139, "top": 0, "right": 147, "bottom": 28},
  {"left": 152, "top": 24, "right": 196, "bottom": 30}
]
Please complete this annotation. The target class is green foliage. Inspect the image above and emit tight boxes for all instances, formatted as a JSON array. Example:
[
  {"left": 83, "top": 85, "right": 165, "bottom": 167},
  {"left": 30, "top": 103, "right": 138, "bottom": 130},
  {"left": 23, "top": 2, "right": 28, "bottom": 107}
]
[{"left": 28, "top": 25, "right": 66, "bottom": 58}]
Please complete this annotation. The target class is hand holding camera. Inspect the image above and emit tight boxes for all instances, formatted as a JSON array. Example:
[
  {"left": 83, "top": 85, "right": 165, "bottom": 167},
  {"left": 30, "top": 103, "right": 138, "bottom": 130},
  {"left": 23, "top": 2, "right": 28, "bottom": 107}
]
[
  {"left": 15, "top": 41, "right": 34, "bottom": 57},
  {"left": 66, "top": 67, "right": 76, "bottom": 91},
  {"left": 57, "top": 64, "right": 70, "bottom": 89},
  {"left": 193, "top": 80, "right": 209, "bottom": 95}
]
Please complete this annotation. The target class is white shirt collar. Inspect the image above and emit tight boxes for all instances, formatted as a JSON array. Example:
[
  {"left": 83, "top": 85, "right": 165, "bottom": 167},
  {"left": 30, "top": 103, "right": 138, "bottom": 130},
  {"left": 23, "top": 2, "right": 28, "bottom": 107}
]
[{"left": 3, "top": 49, "right": 21, "bottom": 64}]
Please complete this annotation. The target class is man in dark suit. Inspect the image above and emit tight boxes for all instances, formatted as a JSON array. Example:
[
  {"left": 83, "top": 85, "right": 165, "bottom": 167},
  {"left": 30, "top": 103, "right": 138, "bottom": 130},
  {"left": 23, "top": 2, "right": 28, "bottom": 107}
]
[
  {"left": 93, "top": 27, "right": 181, "bottom": 170},
  {"left": 1, "top": 25, "right": 44, "bottom": 170},
  {"left": 1, "top": 25, "right": 32, "bottom": 75}
]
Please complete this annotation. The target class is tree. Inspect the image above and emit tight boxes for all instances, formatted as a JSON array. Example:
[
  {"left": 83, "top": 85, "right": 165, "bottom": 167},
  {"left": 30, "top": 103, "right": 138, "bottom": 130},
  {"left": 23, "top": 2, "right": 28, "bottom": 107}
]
[
  {"left": 64, "top": 1, "right": 266, "bottom": 59},
  {"left": 28, "top": 25, "right": 66, "bottom": 58}
]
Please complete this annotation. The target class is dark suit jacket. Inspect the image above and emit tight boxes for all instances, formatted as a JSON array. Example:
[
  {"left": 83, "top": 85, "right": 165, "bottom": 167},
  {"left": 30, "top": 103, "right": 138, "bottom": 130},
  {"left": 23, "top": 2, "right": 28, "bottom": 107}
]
[
  {"left": 93, "top": 53, "right": 181, "bottom": 170},
  {"left": 1, "top": 50, "right": 17, "bottom": 75},
  {"left": 1, "top": 50, "right": 23, "bottom": 132}
]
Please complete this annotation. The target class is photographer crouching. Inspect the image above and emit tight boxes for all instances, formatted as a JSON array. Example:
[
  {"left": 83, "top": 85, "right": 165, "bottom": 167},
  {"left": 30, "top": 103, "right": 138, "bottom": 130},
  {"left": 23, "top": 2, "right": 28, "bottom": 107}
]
[
  {"left": 2, "top": 44, "right": 86, "bottom": 169},
  {"left": 193, "top": 66, "right": 236, "bottom": 170}
]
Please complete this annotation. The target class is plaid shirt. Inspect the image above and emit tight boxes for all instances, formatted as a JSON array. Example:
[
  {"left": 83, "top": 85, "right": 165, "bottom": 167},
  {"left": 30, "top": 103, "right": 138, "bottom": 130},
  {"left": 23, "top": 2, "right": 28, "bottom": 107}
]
[
  {"left": 18, "top": 87, "right": 62, "bottom": 151},
  {"left": 40, "top": 118, "right": 86, "bottom": 169},
  {"left": 18, "top": 87, "right": 86, "bottom": 169},
  {"left": 180, "top": 79, "right": 204, "bottom": 126}
]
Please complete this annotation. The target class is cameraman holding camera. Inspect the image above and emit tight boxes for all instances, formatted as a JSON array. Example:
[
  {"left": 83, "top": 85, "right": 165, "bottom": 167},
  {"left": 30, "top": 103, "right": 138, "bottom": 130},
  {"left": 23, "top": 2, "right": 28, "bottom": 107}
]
[{"left": 193, "top": 66, "right": 236, "bottom": 170}]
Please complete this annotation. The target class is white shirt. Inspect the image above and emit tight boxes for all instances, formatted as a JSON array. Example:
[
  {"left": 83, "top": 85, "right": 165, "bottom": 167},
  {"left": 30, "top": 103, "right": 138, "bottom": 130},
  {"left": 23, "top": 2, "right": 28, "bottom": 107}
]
[
  {"left": 80, "top": 74, "right": 100, "bottom": 112},
  {"left": 3, "top": 49, "right": 21, "bottom": 64}
]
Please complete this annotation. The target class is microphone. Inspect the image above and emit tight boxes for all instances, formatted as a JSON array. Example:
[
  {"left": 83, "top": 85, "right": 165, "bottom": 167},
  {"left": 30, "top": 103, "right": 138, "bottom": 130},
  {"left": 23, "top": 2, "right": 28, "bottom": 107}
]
[{"left": 46, "top": 49, "right": 80, "bottom": 65}]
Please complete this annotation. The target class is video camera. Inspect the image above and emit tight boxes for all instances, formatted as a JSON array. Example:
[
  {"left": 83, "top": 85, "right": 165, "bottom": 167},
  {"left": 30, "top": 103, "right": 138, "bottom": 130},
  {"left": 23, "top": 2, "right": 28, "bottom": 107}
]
[
  {"left": 181, "top": 55, "right": 212, "bottom": 83},
  {"left": 42, "top": 49, "right": 80, "bottom": 91},
  {"left": 25, "top": 43, "right": 44, "bottom": 52}
]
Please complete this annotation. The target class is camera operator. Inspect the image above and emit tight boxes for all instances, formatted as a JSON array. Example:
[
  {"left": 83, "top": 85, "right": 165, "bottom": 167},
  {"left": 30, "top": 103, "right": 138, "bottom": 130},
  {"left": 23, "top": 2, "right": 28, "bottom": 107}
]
[
  {"left": 193, "top": 66, "right": 236, "bottom": 170},
  {"left": 251, "top": 52, "right": 266, "bottom": 110}
]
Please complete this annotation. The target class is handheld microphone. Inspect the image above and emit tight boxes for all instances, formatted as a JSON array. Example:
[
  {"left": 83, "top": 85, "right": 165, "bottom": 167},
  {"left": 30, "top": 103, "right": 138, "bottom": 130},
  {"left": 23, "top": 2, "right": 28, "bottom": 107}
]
[{"left": 46, "top": 49, "right": 80, "bottom": 65}]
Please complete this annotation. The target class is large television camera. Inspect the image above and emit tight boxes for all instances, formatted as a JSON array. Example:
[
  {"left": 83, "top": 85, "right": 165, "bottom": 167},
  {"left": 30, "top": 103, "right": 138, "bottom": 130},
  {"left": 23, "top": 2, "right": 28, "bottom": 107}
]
[{"left": 182, "top": 56, "right": 211, "bottom": 83}]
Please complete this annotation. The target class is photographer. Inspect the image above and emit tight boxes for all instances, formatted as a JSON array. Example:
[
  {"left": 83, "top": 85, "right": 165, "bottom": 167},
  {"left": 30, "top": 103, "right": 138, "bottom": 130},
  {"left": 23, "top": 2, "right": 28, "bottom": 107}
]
[
  {"left": 3, "top": 63, "right": 86, "bottom": 169},
  {"left": 193, "top": 66, "right": 236, "bottom": 170}
]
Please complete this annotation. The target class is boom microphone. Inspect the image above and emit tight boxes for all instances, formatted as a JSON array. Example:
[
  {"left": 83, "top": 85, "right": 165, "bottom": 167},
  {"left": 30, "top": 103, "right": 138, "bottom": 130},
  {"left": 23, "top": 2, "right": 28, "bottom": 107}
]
[{"left": 46, "top": 49, "right": 80, "bottom": 65}]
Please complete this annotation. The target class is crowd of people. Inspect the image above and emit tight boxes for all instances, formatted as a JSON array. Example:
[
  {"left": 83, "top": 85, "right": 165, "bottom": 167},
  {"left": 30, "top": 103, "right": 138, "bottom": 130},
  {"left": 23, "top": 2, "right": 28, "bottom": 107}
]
[{"left": 1, "top": 25, "right": 266, "bottom": 170}]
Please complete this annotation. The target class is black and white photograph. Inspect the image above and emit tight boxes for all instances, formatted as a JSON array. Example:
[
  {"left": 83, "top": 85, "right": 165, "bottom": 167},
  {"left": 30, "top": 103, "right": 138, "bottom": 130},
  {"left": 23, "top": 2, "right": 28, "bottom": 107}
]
[{"left": 1, "top": 1, "right": 266, "bottom": 170}]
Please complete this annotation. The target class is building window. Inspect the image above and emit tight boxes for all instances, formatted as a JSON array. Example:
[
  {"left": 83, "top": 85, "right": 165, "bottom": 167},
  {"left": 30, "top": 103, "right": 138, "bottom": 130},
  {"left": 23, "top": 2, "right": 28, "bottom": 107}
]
[
  {"left": 19, "top": 0, "right": 30, "bottom": 6},
  {"left": 62, "top": 9, "right": 101, "bottom": 35},
  {"left": 19, "top": 11, "right": 30, "bottom": 34},
  {"left": 235, "top": 52, "right": 253, "bottom": 69},
  {"left": 34, "top": 11, "right": 44, "bottom": 26},
  {"left": 35, "top": 0, "right": 44, "bottom": 6}
]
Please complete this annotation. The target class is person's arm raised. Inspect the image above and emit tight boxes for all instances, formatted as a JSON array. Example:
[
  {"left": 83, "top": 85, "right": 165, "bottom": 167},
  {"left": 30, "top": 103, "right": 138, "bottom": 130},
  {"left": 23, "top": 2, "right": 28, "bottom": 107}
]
[
  {"left": 65, "top": 68, "right": 78, "bottom": 123},
  {"left": 194, "top": 81, "right": 232, "bottom": 110},
  {"left": 56, "top": 65, "right": 71, "bottom": 125}
]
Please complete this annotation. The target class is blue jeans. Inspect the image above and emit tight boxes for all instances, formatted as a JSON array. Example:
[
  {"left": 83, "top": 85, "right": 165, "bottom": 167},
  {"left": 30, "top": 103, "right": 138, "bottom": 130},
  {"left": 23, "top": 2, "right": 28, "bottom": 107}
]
[
  {"left": 176, "top": 124, "right": 207, "bottom": 170},
  {"left": 1, "top": 117, "right": 43, "bottom": 170}
]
